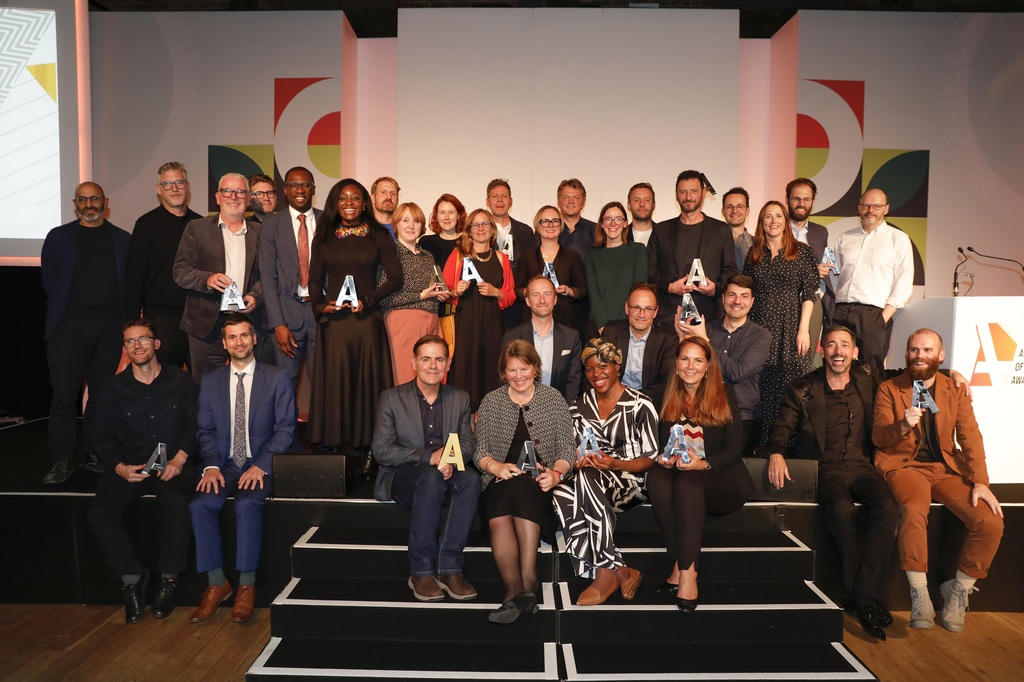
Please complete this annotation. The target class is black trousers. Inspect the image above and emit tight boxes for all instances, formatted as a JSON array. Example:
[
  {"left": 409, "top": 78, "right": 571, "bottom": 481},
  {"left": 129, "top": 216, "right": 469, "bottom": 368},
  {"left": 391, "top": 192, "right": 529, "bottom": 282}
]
[
  {"left": 86, "top": 465, "right": 197, "bottom": 578},
  {"left": 188, "top": 319, "right": 230, "bottom": 384},
  {"left": 818, "top": 461, "right": 900, "bottom": 603},
  {"left": 147, "top": 308, "right": 190, "bottom": 372},
  {"left": 832, "top": 302, "right": 893, "bottom": 380}
]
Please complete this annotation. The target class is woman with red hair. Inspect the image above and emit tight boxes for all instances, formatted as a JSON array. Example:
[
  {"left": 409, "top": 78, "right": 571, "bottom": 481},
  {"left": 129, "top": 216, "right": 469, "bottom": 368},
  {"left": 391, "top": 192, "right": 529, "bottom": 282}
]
[{"left": 420, "top": 194, "right": 467, "bottom": 357}]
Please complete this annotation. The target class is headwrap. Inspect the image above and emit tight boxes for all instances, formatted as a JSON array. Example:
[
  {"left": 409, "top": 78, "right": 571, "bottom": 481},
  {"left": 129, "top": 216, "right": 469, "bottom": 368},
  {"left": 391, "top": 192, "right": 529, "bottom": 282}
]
[{"left": 581, "top": 337, "right": 623, "bottom": 366}]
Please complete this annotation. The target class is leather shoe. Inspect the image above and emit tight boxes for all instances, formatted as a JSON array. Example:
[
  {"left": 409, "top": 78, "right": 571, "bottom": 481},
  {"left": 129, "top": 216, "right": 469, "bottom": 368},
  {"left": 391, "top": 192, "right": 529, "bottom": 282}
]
[
  {"left": 408, "top": 575, "right": 444, "bottom": 602},
  {"left": 654, "top": 581, "right": 678, "bottom": 596},
  {"left": 618, "top": 568, "right": 643, "bottom": 601},
  {"left": 42, "top": 459, "right": 76, "bottom": 485},
  {"left": 152, "top": 578, "right": 178, "bottom": 619},
  {"left": 231, "top": 585, "right": 257, "bottom": 623},
  {"left": 578, "top": 579, "right": 619, "bottom": 606},
  {"left": 122, "top": 570, "right": 149, "bottom": 624},
  {"left": 845, "top": 598, "right": 886, "bottom": 640},
  {"left": 438, "top": 574, "right": 477, "bottom": 600},
  {"left": 190, "top": 581, "right": 233, "bottom": 624},
  {"left": 80, "top": 451, "right": 105, "bottom": 475},
  {"left": 676, "top": 596, "right": 698, "bottom": 613},
  {"left": 873, "top": 600, "right": 894, "bottom": 628}
]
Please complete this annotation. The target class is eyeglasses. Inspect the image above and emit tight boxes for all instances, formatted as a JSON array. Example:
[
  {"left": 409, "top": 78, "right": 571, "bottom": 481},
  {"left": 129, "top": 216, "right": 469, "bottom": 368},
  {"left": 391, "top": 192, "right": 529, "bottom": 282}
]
[
  {"left": 123, "top": 336, "right": 154, "bottom": 348},
  {"left": 73, "top": 195, "right": 104, "bottom": 204},
  {"left": 470, "top": 221, "right": 492, "bottom": 230},
  {"left": 251, "top": 190, "right": 277, "bottom": 198},
  {"left": 858, "top": 203, "right": 886, "bottom": 211},
  {"left": 158, "top": 179, "right": 187, "bottom": 189},
  {"left": 538, "top": 218, "right": 562, "bottom": 227},
  {"left": 218, "top": 188, "right": 249, "bottom": 198},
  {"left": 627, "top": 305, "right": 657, "bottom": 315},
  {"left": 284, "top": 181, "right": 313, "bottom": 191},
  {"left": 602, "top": 216, "right": 626, "bottom": 225}
]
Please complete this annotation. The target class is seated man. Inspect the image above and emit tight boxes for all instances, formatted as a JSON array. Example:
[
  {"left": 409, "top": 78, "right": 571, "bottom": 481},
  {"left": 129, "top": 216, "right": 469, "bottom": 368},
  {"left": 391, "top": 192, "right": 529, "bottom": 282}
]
[
  {"left": 766, "top": 325, "right": 900, "bottom": 640},
  {"left": 372, "top": 334, "right": 481, "bottom": 602},
  {"left": 88, "top": 318, "right": 198, "bottom": 623},
  {"left": 603, "top": 282, "right": 676, "bottom": 410},
  {"left": 503, "top": 275, "right": 582, "bottom": 402},
  {"left": 873, "top": 328, "right": 1003, "bottom": 633},
  {"left": 189, "top": 313, "right": 295, "bottom": 625}
]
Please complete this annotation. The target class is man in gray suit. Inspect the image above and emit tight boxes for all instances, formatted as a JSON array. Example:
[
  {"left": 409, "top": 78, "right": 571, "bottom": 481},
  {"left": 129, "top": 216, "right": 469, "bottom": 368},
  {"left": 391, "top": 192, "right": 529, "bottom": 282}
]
[
  {"left": 372, "top": 335, "right": 481, "bottom": 602},
  {"left": 258, "top": 167, "right": 321, "bottom": 390},
  {"left": 173, "top": 173, "right": 262, "bottom": 382},
  {"left": 787, "top": 177, "right": 836, "bottom": 361},
  {"left": 502, "top": 275, "right": 582, "bottom": 403}
]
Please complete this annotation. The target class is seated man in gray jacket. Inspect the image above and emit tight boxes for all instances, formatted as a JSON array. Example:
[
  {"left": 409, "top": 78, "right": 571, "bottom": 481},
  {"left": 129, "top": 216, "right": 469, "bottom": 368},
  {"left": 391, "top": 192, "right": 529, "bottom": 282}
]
[{"left": 372, "top": 334, "right": 481, "bottom": 602}]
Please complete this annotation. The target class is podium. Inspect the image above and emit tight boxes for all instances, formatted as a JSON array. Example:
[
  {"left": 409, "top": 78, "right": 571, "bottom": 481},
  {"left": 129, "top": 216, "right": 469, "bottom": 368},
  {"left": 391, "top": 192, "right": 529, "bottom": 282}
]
[{"left": 886, "top": 297, "right": 1024, "bottom": 483}]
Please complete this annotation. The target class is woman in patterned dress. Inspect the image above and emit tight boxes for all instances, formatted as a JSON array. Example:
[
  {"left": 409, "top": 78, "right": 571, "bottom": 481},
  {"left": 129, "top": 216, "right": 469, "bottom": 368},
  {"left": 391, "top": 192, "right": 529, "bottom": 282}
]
[{"left": 552, "top": 337, "right": 658, "bottom": 606}]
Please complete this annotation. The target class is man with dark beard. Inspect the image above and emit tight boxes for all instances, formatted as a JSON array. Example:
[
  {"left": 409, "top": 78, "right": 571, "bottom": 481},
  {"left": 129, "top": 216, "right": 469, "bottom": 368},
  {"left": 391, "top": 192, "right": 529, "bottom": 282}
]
[{"left": 872, "top": 328, "right": 1003, "bottom": 634}]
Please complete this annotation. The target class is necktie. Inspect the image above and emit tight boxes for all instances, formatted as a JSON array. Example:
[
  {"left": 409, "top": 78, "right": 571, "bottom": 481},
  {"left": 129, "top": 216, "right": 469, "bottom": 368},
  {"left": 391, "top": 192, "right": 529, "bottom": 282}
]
[
  {"left": 232, "top": 372, "right": 247, "bottom": 468},
  {"left": 297, "top": 214, "right": 309, "bottom": 289}
]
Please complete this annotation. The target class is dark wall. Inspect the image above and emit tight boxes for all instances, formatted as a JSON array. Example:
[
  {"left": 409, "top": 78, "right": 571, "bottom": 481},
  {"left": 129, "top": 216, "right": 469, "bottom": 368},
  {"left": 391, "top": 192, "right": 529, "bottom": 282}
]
[{"left": 0, "top": 266, "right": 50, "bottom": 420}]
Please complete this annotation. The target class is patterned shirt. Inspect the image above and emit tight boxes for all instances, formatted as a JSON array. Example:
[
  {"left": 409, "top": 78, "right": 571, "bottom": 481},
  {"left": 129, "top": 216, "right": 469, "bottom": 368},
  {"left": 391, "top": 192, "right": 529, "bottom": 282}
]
[{"left": 379, "top": 242, "right": 439, "bottom": 314}]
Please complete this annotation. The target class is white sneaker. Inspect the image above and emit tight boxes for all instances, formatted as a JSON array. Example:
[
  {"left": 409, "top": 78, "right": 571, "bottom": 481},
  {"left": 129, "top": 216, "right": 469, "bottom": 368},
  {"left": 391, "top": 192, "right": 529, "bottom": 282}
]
[
  {"left": 939, "top": 579, "right": 976, "bottom": 633},
  {"left": 909, "top": 585, "right": 935, "bottom": 629}
]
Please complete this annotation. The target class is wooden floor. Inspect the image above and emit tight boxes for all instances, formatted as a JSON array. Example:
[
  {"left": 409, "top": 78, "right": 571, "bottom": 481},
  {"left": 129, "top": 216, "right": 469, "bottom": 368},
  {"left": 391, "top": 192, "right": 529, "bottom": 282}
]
[{"left": 0, "top": 603, "right": 1022, "bottom": 681}]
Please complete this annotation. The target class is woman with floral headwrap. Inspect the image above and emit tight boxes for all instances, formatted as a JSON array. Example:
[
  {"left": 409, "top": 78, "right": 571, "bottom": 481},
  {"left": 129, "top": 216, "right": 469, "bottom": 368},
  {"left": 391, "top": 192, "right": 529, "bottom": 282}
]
[{"left": 552, "top": 337, "right": 659, "bottom": 606}]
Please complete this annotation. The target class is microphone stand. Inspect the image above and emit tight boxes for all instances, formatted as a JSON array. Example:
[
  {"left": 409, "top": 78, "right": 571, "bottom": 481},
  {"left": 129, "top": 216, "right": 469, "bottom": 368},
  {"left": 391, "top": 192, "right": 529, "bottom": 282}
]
[
  {"left": 954, "top": 247, "right": 968, "bottom": 297},
  {"left": 966, "top": 246, "right": 1024, "bottom": 274}
]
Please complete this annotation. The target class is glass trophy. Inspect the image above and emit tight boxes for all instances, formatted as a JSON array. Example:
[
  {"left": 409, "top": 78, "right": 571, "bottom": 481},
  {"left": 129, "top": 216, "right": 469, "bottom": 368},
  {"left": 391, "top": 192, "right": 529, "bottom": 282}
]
[
  {"left": 659, "top": 424, "right": 687, "bottom": 464},
  {"left": 142, "top": 442, "right": 168, "bottom": 476},
  {"left": 461, "top": 257, "right": 484, "bottom": 284},
  {"left": 912, "top": 380, "right": 940, "bottom": 414},
  {"left": 821, "top": 247, "right": 840, "bottom": 274},
  {"left": 437, "top": 433, "right": 465, "bottom": 471},
  {"left": 335, "top": 274, "right": 359, "bottom": 308},
  {"left": 577, "top": 424, "right": 601, "bottom": 460},
  {"left": 432, "top": 265, "right": 450, "bottom": 293},
  {"left": 678, "top": 293, "right": 700, "bottom": 325},
  {"left": 542, "top": 261, "right": 560, "bottom": 289},
  {"left": 220, "top": 281, "right": 245, "bottom": 311},
  {"left": 687, "top": 258, "right": 707, "bottom": 286},
  {"left": 516, "top": 441, "right": 540, "bottom": 477}
]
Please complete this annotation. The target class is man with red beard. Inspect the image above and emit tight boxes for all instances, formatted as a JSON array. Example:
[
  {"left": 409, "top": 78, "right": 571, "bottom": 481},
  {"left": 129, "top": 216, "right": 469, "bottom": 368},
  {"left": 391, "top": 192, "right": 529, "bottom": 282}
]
[{"left": 873, "top": 328, "right": 1003, "bottom": 634}]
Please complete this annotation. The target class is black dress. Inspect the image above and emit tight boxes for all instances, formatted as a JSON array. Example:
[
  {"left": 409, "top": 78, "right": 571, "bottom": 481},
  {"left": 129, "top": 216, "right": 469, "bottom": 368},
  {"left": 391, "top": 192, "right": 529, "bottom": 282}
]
[
  {"left": 447, "top": 251, "right": 507, "bottom": 411},
  {"left": 309, "top": 226, "right": 402, "bottom": 448},
  {"left": 515, "top": 245, "right": 589, "bottom": 338}
]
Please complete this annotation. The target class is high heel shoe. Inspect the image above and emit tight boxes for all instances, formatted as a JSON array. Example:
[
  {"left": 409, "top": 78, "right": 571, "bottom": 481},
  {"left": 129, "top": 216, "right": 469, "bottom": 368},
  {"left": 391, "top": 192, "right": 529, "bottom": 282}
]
[
  {"left": 654, "top": 581, "right": 678, "bottom": 596},
  {"left": 676, "top": 596, "right": 698, "bottom": 613}
]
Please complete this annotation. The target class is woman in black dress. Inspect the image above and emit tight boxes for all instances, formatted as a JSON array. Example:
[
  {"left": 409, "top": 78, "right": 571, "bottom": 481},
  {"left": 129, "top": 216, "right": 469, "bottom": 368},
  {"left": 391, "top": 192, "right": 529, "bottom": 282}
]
[
  {"left": 443, "top": 208, "right": 516, "bottom": 410},
  {"left": 419, "top": 194, "right": 466, "bottom": 358},
  {"left": 308, "top": 179, "right": 402, "bottom": 456}
]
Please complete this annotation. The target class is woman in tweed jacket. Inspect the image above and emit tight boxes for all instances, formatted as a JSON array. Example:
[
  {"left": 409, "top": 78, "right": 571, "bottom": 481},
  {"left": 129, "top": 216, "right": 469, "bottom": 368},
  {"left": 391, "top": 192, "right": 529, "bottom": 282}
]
[{"left": 474, "top": 340, "right": 575, "bottom": 624}]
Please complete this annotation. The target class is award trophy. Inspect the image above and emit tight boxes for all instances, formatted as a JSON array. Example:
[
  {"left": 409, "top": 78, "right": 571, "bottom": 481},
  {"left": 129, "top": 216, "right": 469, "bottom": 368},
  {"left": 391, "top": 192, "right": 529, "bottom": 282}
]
[
  {"left": 659, "top": 424, "right": 687, "bottom": 464},
  {"left": 577, "top": 424, "right": 602, "bottom": 460},
  {"left": 335, "top": 274, "right": 359, "bottom": 308},
  {"left": 220, "top": 281, "right": 245, "bottom": 311},
  {"left": 821, "top": 247, "right": 840, "bottom": 275},
  {"left": 432, "top": 265, "right": 450, "bottom": 293},
  {"left": 516, "top": 441, "right": 540, "bottom": 477},
  {"left": 542, "top": 261, "right": 561, "bottom": 289},
  {"left": 678, "top": 293, "right": 700, "bottom": 325},
  {"left": 687, "top": 258, "right": 707, "bottom": 287},
  {"left": 912, "top": 380, "right": 940, "bottom": 414},
  {"left": 437, "top": 433, "right": 465, "bottom": 471},
  {"left": 461, "top": 257, "right": 484, "bottom": 284},
  {"left": 142, "top": 442, "right": 168, "bottom": 476}
]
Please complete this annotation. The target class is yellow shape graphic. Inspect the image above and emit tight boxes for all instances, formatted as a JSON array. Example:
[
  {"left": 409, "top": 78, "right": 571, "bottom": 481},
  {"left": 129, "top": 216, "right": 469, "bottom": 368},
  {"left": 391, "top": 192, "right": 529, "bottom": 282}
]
[
  {"left": 309, "top": 145, "right": 341, "bottom": 180},
  {"left": 27, "top": 63, "right": 57, "bottom": 103}
]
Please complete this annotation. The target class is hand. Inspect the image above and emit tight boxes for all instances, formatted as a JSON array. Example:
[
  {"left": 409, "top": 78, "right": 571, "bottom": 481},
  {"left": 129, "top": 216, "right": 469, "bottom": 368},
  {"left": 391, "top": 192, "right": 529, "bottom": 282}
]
[
  {"left": 438, "top": 463, "right": 453, "bottom": 480},
  {"left": 768, "top": 453, "right": 790, "bottom": 490},
  {"left": 116, "top": 462, "right": 149, "bottom": 483},
  {"left": 342, "top": 298, "right": 364, "bottom": 313},
  {"left": 323, "top": 302, "right": 341, "bottom": 314},
  {"left": 674, "top": 452, "right": 704, "bottom": 471},
  {"left": 589, "top": 453, "right": 616, "bottom": 471},
  {"left": 477, "top": 282, "right": 497, "bottom": 298},
  {"left": 197, "top": 467, "right": 226, "bottom": 494},
  {"left": 950, "top": 370, "right": 973, "bottom": 402},
  {"left": 903, "top": 406, "right": 923, "bottom": 430},
  {"left": 970, "top": 484, "right": 1003, "bottom": 517},
  {"left": 206, "top": 273, "right": 232, "bottom": 292},
  {"left": 675, "top": 311, "right": 708, "bottom": 341},
  {"left": 490, "top": 461, "right": 521, "bottom": 481},
  {"left": 796, "top": 329, "right": 811, "bottom": 356},
  {"left": 656, "top": 453, "right": 678, "bottom": 469},
  {"left": 668, "top": 278, "right": 693, "bottom": 295},
  {"left": 456, "top": 280, "right": 470, "bottom": 295},
  {"left": 158, "top": 453, "right": 188, "bottom": 482},
  {"left": 535, "top": 463, "right": 562, "bottom": 492},
  {"left": 428, "top": 447, "right": 444, "bottom": 467},
  {"left": 242, "top": 295, "right": 257, "bottom": 314},
  {"left": 692, "top": 279, "right": 716, "bottom": 296},
  {"left": 817, "top": 263, "right": 833, "bottom": 278},
  {"left": 238, "top": 464, "right": 266, "bottom": 490},
  {"left": 555, "top": 284, "right": 570, "bottom": 297},
  {"left": 435, "top": 290, "right": 452, "bottom": 303},
  {"left": 275, "top": 325, "right": 298, "bottom": 358}
]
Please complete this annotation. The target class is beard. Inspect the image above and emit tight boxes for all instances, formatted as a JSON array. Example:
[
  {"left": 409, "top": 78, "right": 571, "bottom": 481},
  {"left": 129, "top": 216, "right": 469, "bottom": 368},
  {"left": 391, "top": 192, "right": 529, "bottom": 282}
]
[{"left": 907, "top": 356, "right": 941, "bottom": 381}]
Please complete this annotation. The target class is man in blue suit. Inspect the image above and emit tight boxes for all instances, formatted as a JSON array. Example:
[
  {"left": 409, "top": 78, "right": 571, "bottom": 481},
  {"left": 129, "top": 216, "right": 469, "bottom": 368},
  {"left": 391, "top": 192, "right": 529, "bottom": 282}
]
[
  {"left": 257, "top": 167, "right": 322, "bottom": 391},
  {"left": 188, "top": 313, "right": 295, "bottom": 624}
]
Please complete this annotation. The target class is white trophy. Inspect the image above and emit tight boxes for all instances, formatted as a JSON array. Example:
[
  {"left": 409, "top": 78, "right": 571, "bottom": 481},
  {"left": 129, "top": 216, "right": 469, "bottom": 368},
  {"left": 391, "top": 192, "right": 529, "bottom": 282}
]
[
  {"left": 912, "top": 380, "right": 940, "bottom": 414},
  {"left": 461, "top": 257, "right": 484, "bottom": 284},
  {"left": 335, "top": 274, "right": 359, "bottom": 308},
  {"left": 687, "top": 258, "right": 707, "bottom": 287},
  {"left": 220, "top": 281, "right": 245, "bottom": 311}
]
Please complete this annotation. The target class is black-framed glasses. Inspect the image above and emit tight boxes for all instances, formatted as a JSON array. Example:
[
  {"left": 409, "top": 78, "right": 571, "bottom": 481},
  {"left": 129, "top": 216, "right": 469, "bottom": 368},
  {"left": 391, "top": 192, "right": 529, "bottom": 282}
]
[
  {"left": 73, "top": 195, "right": 104, "bottom": 204},
  {"left": 251, "top": 190, "right": 277, "bottom": 199},
  {"left": 123, "top": 336, "right": 154, "bottom": 348},
  {"left": 159, "top": 179, "right": 187, "bottom": 189},
  {"left": 627, "top": 305, "right": 656, "bottom": 315},
  {"left": 539, "top": 218, "right": 562, "bottom": 227},
  {"left": 218, "top": 188, "right": 248, "bottom": 198},
  {"left": 284, "top": 181, "right": 313, "bottom": 191}
]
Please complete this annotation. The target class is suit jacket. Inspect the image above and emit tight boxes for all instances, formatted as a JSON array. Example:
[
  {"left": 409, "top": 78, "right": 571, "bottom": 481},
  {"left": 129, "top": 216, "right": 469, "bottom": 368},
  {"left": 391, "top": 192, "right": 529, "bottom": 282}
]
[
  {"left": 647, "top": 214, "right": 737, "bottom": 325},
  {"left": 173, "top": 215, "right": 263, "bottom": 338},
  {"left": 804, "top": 221, "right": 836, "bottom": 324},
  {"left": 196, "top": 362, "right": 295, "bottom": 473},
  {"left": 502, "top": 217, "right": 537, "bottom": 271},
  {"left": 502, "top": 320, "right": 582, "bottom": 402},
  {"left": 371, "top": 381, "right": 476, "bottom": 501},
  {"left": 872, "top": 371, "right": 989, "bottom": 486},
  {"left": 602, "top": 319, "right": 677, "bottom": 409},
  {"left": 766, "top": 362, "right": 876, "bottom": 460},
  {"left": 41, "top": 220, "right": 131, "bottom": 340},
  {"left": 258, "top": 207, "right": 324, "bottom": 331}
]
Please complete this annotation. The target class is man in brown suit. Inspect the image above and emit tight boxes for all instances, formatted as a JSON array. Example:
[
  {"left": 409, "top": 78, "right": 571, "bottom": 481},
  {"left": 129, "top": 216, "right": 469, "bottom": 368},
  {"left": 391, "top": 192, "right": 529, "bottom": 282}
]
[{"left": 872, "top": 328, "right": 1003, "bottom": 634}]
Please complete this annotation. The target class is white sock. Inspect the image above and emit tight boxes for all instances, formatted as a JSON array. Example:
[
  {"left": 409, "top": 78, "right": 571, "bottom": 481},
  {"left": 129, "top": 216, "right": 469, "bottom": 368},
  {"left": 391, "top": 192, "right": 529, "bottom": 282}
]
[
  {"left": 955, "top": 570, "right": 977, "bottom": 592},
  {"left": 906, "top": 570, "right": 928, "bottom": 589}
]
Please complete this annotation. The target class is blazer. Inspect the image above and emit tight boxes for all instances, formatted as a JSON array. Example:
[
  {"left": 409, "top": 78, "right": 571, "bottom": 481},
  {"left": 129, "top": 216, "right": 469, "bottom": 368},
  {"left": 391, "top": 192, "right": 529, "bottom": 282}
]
[
  {"left": 805, "top": 221, "right": 836, "bottom": 324},
  {"left": 41, "top": 220, "right": 131, "bottom": 340},
  {"left": 258, "top": 208, "right": 324, "bottom": 331},
  {"left": 502, "top": 320, "right": 582, "bottom": 402},
  {"left": 872, "top": 371, "right": 989, "bottom": 486},
  {"left": 504, "top": 217, "right": 537, "bottom": 271},
  {"left": 196, "top": 362, "right": 296, "bottom": 473},
  {"left": 371, "top": 381, "right": 476, "bottom": 501},
  {"left": 765, "top": 362, "right": 876, "bottom": 460},
  {"left": 173, "top": 215, "right": 263, "bottom": 338},
  {"left": 602, "top": 319, "right": 677, "bottom": 410},
  {"left": 647, "top": 214, "right": 737, "bottom": 325}
]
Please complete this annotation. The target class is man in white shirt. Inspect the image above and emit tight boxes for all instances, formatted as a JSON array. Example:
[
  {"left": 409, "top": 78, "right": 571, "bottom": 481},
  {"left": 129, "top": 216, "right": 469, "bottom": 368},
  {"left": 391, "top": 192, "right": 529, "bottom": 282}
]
[
  {"left": 722, "top": 187, "right": 753, "bottom": 271},
  {"left": 832, "top": 188, "right": 914, "bottom": 379},
  {"left": 627, "top": 182, "right": 656, "bottom": 247}
]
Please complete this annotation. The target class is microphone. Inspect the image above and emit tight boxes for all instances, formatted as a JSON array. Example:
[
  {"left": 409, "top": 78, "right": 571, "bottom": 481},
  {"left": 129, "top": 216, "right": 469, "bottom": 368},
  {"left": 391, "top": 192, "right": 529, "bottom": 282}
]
[
  {"left": 966, "top": 246, "right": 1024, "bottom": 273},
  {"left": 954, "top": 247, "right": 968, "bottom": 297}
]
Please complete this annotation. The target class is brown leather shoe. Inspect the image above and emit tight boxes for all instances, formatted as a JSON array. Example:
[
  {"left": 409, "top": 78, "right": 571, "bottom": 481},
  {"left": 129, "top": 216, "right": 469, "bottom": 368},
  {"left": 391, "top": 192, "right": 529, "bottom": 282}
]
[
  {"left": 189, "top": 582, "right": 233, "bottom": 624},
  {"left": 231, "top": 585, "right": 257, "bottom": 623},
  {"left": 618, "top": 567, "right": 643, "bottom": 601},
  {"left": 408, "top": 575, "right": 444, "bottom": 602},
  {"left": 577, "top": 578, "right": 619, "bottom": 606},
  {"left": 438, "top": 574, "right": 478, "bottom": 600}
]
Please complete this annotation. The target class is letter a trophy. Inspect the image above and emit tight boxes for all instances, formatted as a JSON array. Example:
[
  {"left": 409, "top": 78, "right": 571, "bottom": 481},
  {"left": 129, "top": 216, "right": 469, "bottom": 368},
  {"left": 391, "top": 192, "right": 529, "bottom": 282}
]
[
  {"left": 516, "top": 441, "right": 540, "bottom": 477},
  {"left": 578, "top": 423, "right": 602, "bottom": 460},
  {"left": 336, "top": 275, "right": 359, "bottom": 309},
  {"left": 142, "top": 442, "right": 168, "bottom": 476},
  {"left": 437, "top": 433, "right": 465, "bottom": 471},
  {"left": 678, "top": 293, "right": 700, "bottom": 325},
  {"left": 220, "top": 281, "right": 245, "bottom": 311},
  {"left": 912, "top": 380, "right": 940, "bottom": 414}
]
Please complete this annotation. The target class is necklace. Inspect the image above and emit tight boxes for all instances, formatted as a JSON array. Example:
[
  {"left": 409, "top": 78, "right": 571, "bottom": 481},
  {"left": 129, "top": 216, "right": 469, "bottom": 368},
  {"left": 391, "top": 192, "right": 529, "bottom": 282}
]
[
  {"left": 336, "top": 223, "right": 368, "bottom": 239},
  {"left": 472, "top": 249, "right": 493, "bottom": 262}
]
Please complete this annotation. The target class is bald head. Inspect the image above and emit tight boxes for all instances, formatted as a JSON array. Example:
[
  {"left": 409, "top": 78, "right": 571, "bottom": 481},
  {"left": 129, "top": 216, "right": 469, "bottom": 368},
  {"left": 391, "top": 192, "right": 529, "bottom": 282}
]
[
  {"left": 73, "top": 182, "right": 108, "bottom": 227},
  {"left": 857, "top": 188, "right": 889, "bottom": 232}
]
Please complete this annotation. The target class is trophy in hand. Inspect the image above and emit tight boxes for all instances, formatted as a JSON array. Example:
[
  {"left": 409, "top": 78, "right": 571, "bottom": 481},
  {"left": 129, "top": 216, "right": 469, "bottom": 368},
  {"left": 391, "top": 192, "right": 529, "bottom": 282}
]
[
  {"left": 687, "top": 258, "right": 707, "bottom": 287},
  {"left": 461, "top": 257, "right": 484, "bottom": 284},
  {"left": 821, "top": 247, "right": 840, "bottom": 275},
  {"left": 912, "top": 380, "right": 940, "bottom": 414},
  {"left": 678, "top": 293, "right": 701, "bottom": 325},
  {"left": 432, "top": 265, "right": 450, "bottom": 293},
  {"left": 336, "top": 275, "right": 359, "bottom": 309},
  {"left": 516, "top": 441, "right": 540, "bottom": 477},
  {"left": 220, "top": 281, "right": 245, "bottom": 311},
  {"left": 142, "top": 442, "right": 168, "bottom": 476},
  {"left": 437, "top": 433, "right": 465, "bottom": 471},
  {"left": 577, "top": 423, "right": 602, "bottom": 461},
  {"left": 542, "top": 261, "right": 560, "bottom": 289},
  {"left": 659, "top": 424, "right": 687, "bottom": 465}
]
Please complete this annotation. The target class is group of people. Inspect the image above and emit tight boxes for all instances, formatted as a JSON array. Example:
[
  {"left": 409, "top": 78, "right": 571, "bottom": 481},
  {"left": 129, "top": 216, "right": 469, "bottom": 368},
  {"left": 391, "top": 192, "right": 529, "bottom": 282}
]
[{"left": 41, "top": 164, "right": 1001, "bottom": 634}]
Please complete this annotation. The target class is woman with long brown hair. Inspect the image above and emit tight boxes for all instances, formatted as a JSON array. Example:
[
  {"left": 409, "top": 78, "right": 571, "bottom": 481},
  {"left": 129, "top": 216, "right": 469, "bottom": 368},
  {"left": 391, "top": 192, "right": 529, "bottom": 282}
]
[
  {"left": 420, "top": 194, "right": 467, "bottom": 357},
  {"left": 647, "top": 336, "right": 753, "bottom": 612}
]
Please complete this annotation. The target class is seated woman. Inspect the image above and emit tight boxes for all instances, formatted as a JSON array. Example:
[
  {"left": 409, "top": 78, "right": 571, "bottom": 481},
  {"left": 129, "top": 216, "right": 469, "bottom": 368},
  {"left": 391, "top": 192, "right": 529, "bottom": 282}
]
[
  {"left": 552, "top": 338, "right": 658, "bottom": 605},
  {"left": 474, "top": 340, "right": 575, "bottom": 624},
  {"left": 647, "top": 336, "right": 754, "bottom": 612}
]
